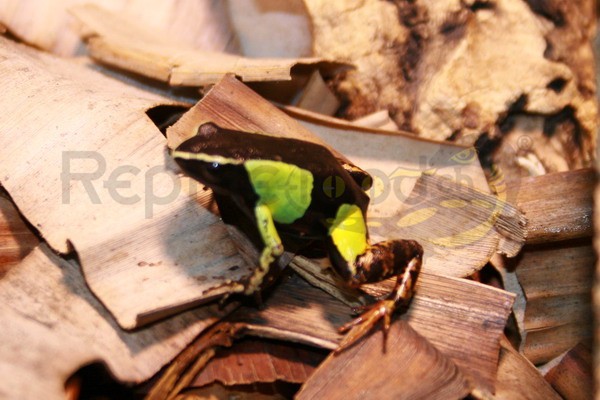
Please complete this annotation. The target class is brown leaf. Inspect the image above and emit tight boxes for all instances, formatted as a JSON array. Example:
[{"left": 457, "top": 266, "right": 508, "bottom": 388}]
[
  {"left": 0, "top": 37, "right": 250, "bottom": 329},
  {"left": 150, "top": 269, "right": 514, "bottom": 397},
  {"left": 178, "top": 382, "right": 297, "bottom": 400},
  {"left": 166, "top": 74, "right": 349, "bottom": 153},
  {"left": 237, "top": 273, "right": 514, "bottom": 395},
  {"left": 0, "top": 245, "right": 231, "bottom": 400},
  {"left": 297, "top": 320, "right": 471, "bottom": 400},
  {"left": 515, "top": 240, "right": 593, "bottom": 364},
  {"left": 545, "top": 342, "right": 593, "bottom": 400},
  {"left": 516, "top": 169, "right": 594, "bottom": 244},
  {"left": 494, "top": 336, "right": 561, "bottom": 400},
  {"left": 191, "top": 339, "right": 326, "bottom": 387}
]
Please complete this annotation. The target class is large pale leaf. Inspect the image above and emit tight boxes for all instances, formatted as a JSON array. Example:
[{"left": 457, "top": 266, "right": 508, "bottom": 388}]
[
  {"left": 70, "top": 4, "right": 330, "bottom": 86},
  {"left": 0, "top": 0, "right": 238, "bottom": 56},
  {"left": 0, "top": 244, "right": 232, "bottom": 400},
  {"left": 0, "top": 37, "right": 252, "bottom": 328}
]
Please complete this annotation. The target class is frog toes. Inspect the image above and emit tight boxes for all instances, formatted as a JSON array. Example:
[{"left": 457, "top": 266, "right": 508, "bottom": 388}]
[{"left": 335, "top": 299, "right": 396, "bottom": 353}]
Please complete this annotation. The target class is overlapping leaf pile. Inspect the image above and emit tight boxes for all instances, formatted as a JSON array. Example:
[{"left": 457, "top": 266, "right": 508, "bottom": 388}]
[{"left": 0, "top": 1, "right": 595, "bottom": 399}]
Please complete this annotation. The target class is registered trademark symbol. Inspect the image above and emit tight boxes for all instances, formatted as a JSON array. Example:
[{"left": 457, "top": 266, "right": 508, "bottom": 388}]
[{"left": 517, "top": 135, "right": 533, "bottom": 151}]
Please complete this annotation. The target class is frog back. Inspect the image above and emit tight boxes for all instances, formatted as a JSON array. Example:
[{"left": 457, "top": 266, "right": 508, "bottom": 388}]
[{"left": 180, "top": 124, "right": 370, "bottom": 218}]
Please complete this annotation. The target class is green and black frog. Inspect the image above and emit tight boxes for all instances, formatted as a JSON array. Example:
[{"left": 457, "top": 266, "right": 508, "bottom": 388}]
[{"left": 172, "top": 122, "right": 423, "bottom": 350}]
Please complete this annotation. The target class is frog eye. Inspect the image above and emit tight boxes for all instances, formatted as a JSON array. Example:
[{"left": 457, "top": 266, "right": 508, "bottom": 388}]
[{"left": 198, "top": 161, "right": 222, "bottom": 183}]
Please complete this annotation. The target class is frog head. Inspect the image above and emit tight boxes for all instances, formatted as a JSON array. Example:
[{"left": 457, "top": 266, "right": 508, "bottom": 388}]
[{"left": 171, "top": 137, "right": 252, "bottom": 196}]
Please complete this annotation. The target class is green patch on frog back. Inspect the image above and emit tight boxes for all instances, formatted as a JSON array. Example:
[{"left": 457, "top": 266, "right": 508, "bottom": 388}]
[{"left": 245, "top": 159, "right": 314, "bottom": 224}]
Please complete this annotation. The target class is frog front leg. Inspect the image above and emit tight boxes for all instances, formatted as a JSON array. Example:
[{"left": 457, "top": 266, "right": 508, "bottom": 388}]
[
  {"left": 244, "top": 203, "right": 284, "bottom": 295},
  {"left": 327, "top": 204, "right": 423, "bottom": 351}
]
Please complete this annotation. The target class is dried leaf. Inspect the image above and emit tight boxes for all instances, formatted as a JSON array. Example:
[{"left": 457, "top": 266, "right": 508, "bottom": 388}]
[
  {"left": 296, "top": 321, "right": 471, "bottom": 400},
  {"left": 0, "top": 0, "right": 238, "bottom": 56},
  {"left": 0, "top": 37, "right": 251, "bottom": 328},
  {"left": 515, "top": 240, "right": 593, "bottom": 364},
  {"left": 286, "top": 107, "right": 526, "bottom": 273},
  {"left": 178, "top": 382, "right": 296, "bottom": 400},
  {"left": 0, "top": 245, "right": 231, "bottom": 400},
  {"left": 192, "top": 339, "right": 326, "bottom": 387},
  {"left": 71, "top": 4, "right": 330, "bottom": 86},
  {"left": 150, "top": 269, "right": 514, "bottom": 397},
  {"left": 544, "top": 342, "right": 593, "bottom": 400},
  {"left": 236, "top": 273, "right": 514, "bottom": 395},
  {"left": 166, "top": 74, "right": 348, "bottom": 152},
  {"left": 147, "top": 323, "right": 242, "bottom": 400},
  {"left": 493, "top": 336, "right": 561, "bottom": 400},
  {"left": 516, "top": 169, "right": 594, "bottom": 244}
]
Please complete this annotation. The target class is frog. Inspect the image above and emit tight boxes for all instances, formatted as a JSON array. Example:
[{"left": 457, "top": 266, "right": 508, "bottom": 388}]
[{"left": 172, "top": 122, "right": 423, "bottom": 351}]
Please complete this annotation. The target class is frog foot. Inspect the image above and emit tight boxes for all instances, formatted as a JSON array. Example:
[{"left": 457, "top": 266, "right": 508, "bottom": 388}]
[
  {"left": 334, "top": 249, "right": 422, "bottom": 353},
  {"left": 335, "top": 299, "right": 396, "bottom": 353}
]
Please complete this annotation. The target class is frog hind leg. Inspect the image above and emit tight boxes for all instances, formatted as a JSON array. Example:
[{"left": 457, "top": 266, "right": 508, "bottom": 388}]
[
  {"left": 243, "top": 203, "right": 284, "bottom": 295},
  {"left": 332, "top": 239, "right": 423, "bottom": 352}
]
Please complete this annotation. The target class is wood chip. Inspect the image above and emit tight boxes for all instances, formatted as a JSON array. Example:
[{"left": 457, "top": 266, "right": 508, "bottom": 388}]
[
  {"left": 70, "top": 4, "right": 332, "bottom": 86},
  {"left": 515, "top": 240, "right": 593, "bottom": 364},
  {"left": 494, "top": 336, "right": 561, "bottom": 400},
  {"left": 0, "top": 245, "right": 231, "bottom": 400},
  {"left": 544, "top": 342, "right": 593, "bottom": 400},
  {"left": 304, "top": 0, "right": 597, "bottom": 163},
  {"left": 516, "top": 169, "right": 594, "bottom": 244},
  {"left": 0, "top": 37, "right": 251, "bottom": 329},
  {"left": 296, "top": 320, "right": 471, "bottom": 400}
]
